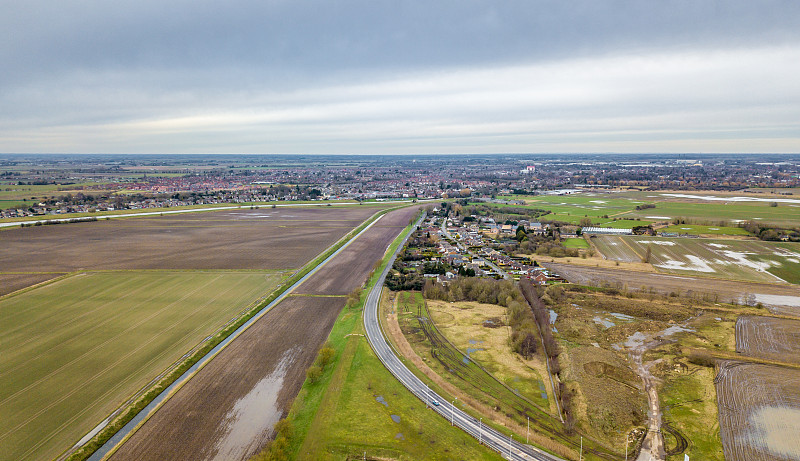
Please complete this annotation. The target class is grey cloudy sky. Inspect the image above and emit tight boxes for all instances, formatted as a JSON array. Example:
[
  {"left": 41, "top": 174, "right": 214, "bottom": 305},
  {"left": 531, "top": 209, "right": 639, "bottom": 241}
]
[{"left": 2, "top": 1, "right": 800, "bottom": 154}]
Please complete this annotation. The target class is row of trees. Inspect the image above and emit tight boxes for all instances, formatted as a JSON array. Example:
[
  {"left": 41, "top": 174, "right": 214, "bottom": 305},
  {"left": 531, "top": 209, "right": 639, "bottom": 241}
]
[
  {"left": 518, "top": 280, "right": 575, "bottom": 431},
  {"left": 422, "top": 277, "right": 522, "bottom": 306}
]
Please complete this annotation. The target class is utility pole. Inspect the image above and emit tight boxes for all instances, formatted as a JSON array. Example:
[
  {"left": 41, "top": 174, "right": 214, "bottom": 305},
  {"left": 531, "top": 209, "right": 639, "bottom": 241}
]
[
  {"left": 625, "top": 433, "right": 629, "bottom": 461},
  {"left": 526, "top": 416, "right": 529, "bottom": 444}
]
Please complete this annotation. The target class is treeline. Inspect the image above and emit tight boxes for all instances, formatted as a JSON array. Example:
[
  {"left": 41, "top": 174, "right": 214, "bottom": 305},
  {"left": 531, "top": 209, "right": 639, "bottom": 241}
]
[
  {"left": 423, "top": 277, "right": 522, "bottom": 306},
  {"left": 741, "top": 220, "right": 799, "bottom": 242},
  {"left": 19, "top": 216, "right": 99, "bottom": 227},
  {"left": 519, "top": 279, "right": 576, "bottom": 432}
]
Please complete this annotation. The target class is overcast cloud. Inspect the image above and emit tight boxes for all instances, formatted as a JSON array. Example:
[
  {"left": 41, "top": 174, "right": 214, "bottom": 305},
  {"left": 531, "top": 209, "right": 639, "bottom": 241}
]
[{"left": 2, "top": 0, "right": 799, "bottom": 154}]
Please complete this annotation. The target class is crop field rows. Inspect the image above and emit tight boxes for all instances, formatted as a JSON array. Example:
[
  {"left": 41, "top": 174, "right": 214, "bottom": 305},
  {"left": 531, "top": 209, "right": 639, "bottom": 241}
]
[
  {"left": 0, "top": 206, "right": 379, "bottom": 273},
  {"left": 715, "top": 361, "right": 800, "bottom": 461},
  {"left": 736, "top": 316, "right": 800, "bottom": 365},
  {"left": 591, "top": 235, "right": 800, "bottom": 284},
  {"left": 0, "top": 205, "right": 388, "bottom": 461},
  {"left": 109, "top": 205, "right": 422, "bottom": 461},
  {"left": 0, "top": 270, "right": 284, "bottom": 461}
]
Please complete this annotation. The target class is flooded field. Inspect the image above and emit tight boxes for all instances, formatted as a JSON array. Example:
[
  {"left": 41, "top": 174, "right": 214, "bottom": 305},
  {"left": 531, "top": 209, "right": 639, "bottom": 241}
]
[{"left": 716, "top": 361, "right": 800, "bottom": 461}]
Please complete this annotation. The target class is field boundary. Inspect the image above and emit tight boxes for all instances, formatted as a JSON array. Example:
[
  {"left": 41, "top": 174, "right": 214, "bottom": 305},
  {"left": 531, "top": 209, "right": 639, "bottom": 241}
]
[{"left": 64, "top": 204, "right": 408, "bottom": 461}]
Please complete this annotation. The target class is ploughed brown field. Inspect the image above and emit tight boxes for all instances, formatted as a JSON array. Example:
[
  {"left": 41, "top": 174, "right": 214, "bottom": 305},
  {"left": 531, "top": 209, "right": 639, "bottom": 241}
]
[
  {"left": 0, "top": 273, "right": 63, "bottom": 296},
  {"left": 109, "top": 205, "right": 421, "bottom": 461},
  {"left": 0, "top": 206, "right": 381, "bottom": 275}
]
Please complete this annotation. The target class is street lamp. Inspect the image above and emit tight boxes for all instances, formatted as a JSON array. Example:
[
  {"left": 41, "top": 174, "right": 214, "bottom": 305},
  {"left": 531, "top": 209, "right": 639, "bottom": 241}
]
[
  {"left": 526, "top": 416, "right": 529, "bottom": 444},
  {"left": 451, "top": 398, "right": 458, "bottom": 426},
  {"left": 508, "top": 433, "right": 513, "bottom": 457},
  {"left": 479, "top": 418, "right": 483, "bottom": 445}
]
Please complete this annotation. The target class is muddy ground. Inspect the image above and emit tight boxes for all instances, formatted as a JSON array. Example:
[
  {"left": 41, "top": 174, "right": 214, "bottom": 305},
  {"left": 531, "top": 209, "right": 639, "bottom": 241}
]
[
  {"left": 295, "top": 206, "right": 419, "bottom": 295},
  {"left": 0, "top": 206, "right": 380, "bottom": 274},
  {"left": 545, "top": 262, "right": 800, "bottom": 316},
  {"left": 108, "top": 295, "right": 345, "bottom": 461},
  {"left": 109, "top": 205, "right": 421, "bottom": 461}
]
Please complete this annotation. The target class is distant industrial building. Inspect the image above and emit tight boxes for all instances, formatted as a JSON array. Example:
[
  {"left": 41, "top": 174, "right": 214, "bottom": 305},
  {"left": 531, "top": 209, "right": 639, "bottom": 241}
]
[{"left": 581, "top": 227, "right": 633, "bottom": 235}]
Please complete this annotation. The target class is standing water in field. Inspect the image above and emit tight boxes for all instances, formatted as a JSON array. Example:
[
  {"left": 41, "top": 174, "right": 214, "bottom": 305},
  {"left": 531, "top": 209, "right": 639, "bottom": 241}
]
[{"left": 208, "top": 347, "right": 298, "bottom": 461}]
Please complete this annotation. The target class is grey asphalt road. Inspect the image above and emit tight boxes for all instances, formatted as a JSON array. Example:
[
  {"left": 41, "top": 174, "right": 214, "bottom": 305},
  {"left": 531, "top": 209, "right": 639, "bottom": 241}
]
[{"left": 363, "top": 214, "right": 566, "bottom": 461}]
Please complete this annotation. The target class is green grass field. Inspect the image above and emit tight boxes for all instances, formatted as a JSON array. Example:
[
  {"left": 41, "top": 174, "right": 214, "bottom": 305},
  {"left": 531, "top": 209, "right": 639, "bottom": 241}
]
[
  {"left": 0, "top": 270, "right": 284, "bottom": 461},
  {"left": 660, "top": 224, "right": 750, "bottom": 236},
  {"left": 494, "top": 191, "right": 800, "bottom": 229},
  {"left": 488, "top": 194, "right": 646, "bottom": 225},
  {"left": 622, "top": 200, "right": 800, "bottom": 227},
  {"left": 564, "top": 238, "right": 590, "bottom": 249}
]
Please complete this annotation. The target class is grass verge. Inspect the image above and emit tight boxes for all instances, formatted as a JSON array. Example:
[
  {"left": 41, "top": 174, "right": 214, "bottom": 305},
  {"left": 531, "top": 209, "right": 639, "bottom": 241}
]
[{"left": 254, "top": 212, "right": 502, "bottom": 460}]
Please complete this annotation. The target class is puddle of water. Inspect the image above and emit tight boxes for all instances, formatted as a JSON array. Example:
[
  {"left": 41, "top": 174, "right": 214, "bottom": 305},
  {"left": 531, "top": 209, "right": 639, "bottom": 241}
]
[
  {"left": 468, "top": 339, "right": 483, "bottom": 344},
  {"left": 660, "top": 325, "right": 693, "bottom": 337},
  {"left": 610, "top": 312, "right": 635, "bottom": 321},
  {"left": 754, "top": 294, "right": 800, "bottom": 308},
  {"left": 541, "top": 392, "right": 548, "bottom": 400},
  {"left": 395, "top": 433, "right": 405, "bottom": 440},
  {"left": 390, "top": 414, "right": 401, "bottom": 423},
  {"left": 549, "top": 309, "right": 558, "bottom": 324},
  {"left": 376, "top": 395, "right": 388, "bottom": 407},
  {"left": 209, "top": 347, "right": 298, "bottom": 461},
  {"left": 538, "top": 381, "right": 546, "bottom": 391},
  {"left": 741, "top": 405, "right": 800, "bottom": 459},
  {"left": 624, "top": 331, "right": 648, "bottom": 349},
  {"left": 465, "top": 347, "right": 483, "bottom": 356},
  {"left": 593, "top": 316, "right": 616, "bottom": 329}
]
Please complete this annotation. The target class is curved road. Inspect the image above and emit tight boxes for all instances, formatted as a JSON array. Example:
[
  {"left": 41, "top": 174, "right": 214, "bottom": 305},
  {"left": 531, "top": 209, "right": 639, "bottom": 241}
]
[{"left": 364, "top": 214, "right": 566, "bottom": 461}]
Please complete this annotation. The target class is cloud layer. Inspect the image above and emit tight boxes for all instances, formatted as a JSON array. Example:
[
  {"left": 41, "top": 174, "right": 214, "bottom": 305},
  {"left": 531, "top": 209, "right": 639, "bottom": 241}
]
[{"left": 3, "top": 1, "right": 800, "bottom": 153}]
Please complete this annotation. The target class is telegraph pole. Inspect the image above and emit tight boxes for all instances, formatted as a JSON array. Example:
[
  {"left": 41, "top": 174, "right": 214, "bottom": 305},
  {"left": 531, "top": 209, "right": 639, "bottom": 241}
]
[{"left": 526, "top": 416, "right": 529, "bottom": 444}]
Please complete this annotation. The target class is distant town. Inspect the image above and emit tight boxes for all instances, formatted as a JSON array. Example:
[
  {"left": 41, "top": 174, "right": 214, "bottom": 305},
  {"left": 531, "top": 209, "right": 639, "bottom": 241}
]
[{"left": 1, "top": 153, "right": 798, "bottom": 218}]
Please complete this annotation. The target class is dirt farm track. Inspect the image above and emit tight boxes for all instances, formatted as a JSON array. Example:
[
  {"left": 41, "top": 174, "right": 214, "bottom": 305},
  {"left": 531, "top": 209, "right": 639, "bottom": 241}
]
[{"left": 109, "top": 205, "right": 421, "bottom": 461}]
